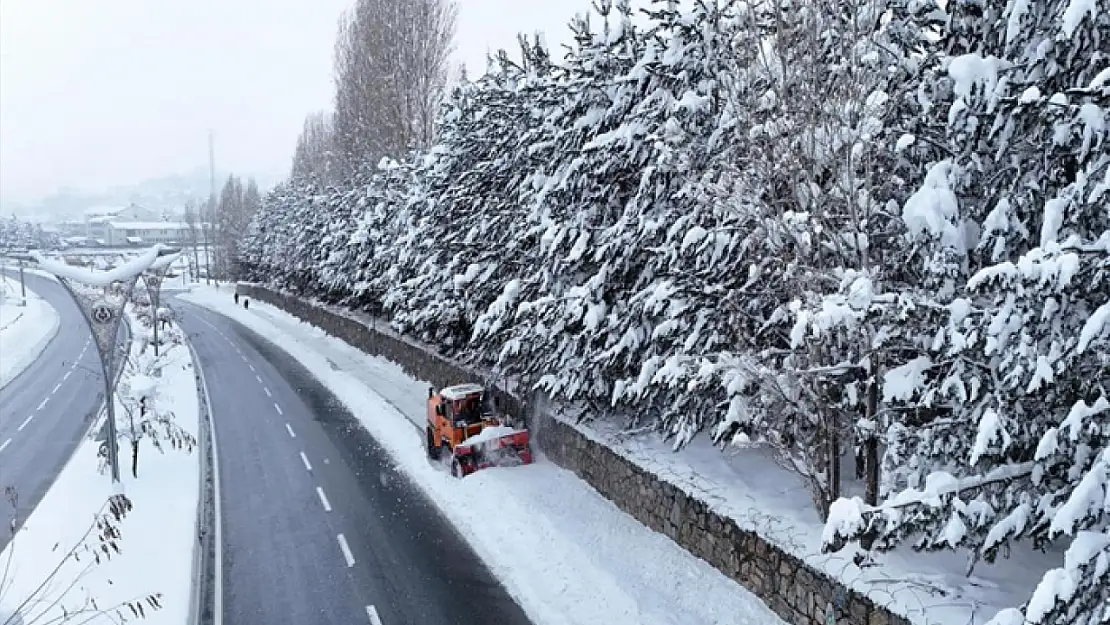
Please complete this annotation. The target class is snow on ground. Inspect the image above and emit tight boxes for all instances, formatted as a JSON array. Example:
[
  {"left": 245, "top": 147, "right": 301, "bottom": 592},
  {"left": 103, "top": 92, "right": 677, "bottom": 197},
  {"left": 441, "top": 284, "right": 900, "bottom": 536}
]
[
  {"left": 181, "top": 286, "right": 787, "bottom": 625},
  {"left": 192, "top": 287, "right": 1062, "bottom": 625},
  {"left": 0, "top": 276, "right": 60, "bottom": 388},
  {"left": 572, "top": 421, "right": 1055, "bottom": 625},
  {"left": 0, "top": 312, "right": 200, "bottom": 624}
]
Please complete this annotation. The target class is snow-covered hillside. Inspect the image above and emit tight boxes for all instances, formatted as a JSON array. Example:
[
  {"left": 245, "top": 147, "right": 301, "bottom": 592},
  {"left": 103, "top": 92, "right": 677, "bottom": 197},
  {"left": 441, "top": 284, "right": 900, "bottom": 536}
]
[{"left": 239, "top": 0, "right": 1109, "bottom": 623}]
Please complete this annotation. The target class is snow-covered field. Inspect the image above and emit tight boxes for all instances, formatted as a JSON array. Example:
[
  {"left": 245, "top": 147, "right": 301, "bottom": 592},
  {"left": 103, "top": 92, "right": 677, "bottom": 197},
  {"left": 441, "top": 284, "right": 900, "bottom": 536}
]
[
  {"left": 0, "top": 311, "right": 200, "bottom": 624},
  {"left": 181, "top": 286, "right": 788, "bottom": 625},
  {"left": 0, "top": 276, "right": 60, "bottom": 388}
]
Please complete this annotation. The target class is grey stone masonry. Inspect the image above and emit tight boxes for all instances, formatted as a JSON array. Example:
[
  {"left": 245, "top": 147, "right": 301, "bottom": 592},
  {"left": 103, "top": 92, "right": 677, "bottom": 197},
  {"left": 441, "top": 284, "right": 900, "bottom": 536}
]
[{"left": 237, "top": 283, "right": 913, "bottom": 625}]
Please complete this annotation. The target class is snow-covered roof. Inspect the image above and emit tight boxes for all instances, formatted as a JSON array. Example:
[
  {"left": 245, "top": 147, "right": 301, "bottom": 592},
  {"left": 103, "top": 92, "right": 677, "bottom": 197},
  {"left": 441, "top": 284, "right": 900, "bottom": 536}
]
[
  {"left": 126, "top": 236, "right": 143, "bottom": 244},
  {"left": 83, "top": 205, "right": 127, "bottom": 217},
  {"left": 440, "top": 383, "right": 484, "bottom": 400},
  {"left": 109, "top": 221, "right": 189, "bottom": 231}
]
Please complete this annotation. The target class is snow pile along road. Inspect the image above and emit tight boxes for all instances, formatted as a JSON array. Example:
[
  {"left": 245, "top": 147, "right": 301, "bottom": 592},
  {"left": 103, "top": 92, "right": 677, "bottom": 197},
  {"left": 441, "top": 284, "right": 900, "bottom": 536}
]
[
  {"left": 0, "top": 276, "right": 60, "bottom": 388},
  {"left": 0, "top": 309, "right": 200, "bottom": 624},
  {"left": 182, "top": 287, "right": 787, "bottom": 625}
]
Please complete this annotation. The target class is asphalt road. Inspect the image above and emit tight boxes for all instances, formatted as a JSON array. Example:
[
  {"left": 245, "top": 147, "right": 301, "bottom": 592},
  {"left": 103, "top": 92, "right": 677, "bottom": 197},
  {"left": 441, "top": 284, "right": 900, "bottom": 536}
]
[
  {"left": 0, "top": 272, "right": 128, "bottom": 548},
  {"left": 175, "top": 301, "right": 533, "bottom": 625}
]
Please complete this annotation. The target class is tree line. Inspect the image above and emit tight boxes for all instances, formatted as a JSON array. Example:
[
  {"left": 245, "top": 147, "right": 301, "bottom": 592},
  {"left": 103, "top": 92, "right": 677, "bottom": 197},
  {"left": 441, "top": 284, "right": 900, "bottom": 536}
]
[
  {"left": 241, "top": 0, "right": 1109, "bottom": 622},
  {"left": 291, "top": 0, "right": 458, "bottom": 181},
  {"left": 182, "top": 175, "right": 262, "bottom": 279}
]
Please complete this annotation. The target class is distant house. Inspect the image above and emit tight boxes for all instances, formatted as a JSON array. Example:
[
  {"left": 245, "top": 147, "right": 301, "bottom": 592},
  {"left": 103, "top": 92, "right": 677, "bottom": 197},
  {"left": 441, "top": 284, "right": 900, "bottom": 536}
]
[
  {"left": 105, "top": 221, "right": 192, "bottom": 246},
  {"left": 82, "top": 204, "right": 156, "bottom": 222},
  {"left": 80, "top": 203, "right": 162, "bottom": 244},
  {"left": 57, "top": 220, "right": 87, "bottom": 238}
]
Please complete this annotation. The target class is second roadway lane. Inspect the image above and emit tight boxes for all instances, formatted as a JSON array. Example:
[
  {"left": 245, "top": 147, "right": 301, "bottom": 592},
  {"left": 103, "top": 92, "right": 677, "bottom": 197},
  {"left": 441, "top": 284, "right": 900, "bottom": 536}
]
[{"left": 176, "top": 300, "right": 533, "bottom": 625}]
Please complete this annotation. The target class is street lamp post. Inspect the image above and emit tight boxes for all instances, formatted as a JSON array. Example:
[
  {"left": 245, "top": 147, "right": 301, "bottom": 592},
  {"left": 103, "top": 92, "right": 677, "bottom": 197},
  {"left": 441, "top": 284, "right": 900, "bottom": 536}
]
[
  {"left": 142, "top": 253, "right": 180, "bottom": 357},
  {"left": 58, "top": 276, "right": 138, "bottom": 483},
  {"left": 20, "top": 246, "right": 180, "bottom": 483}
]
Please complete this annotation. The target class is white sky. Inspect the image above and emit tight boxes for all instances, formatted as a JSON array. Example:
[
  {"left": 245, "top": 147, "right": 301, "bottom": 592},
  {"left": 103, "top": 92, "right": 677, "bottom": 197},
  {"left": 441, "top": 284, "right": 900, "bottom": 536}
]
[{"left": 0, "top": 0, "right": 593, "bottom": 203}]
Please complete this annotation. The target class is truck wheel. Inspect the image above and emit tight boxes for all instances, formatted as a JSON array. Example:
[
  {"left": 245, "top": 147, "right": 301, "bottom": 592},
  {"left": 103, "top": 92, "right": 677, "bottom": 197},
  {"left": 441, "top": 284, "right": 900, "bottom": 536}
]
[
  {"left": 426, "top": 427, "right": 440, "bottom": 460},
  {"left": 450, "top": 457, "right": 463, "bottom": 478}
]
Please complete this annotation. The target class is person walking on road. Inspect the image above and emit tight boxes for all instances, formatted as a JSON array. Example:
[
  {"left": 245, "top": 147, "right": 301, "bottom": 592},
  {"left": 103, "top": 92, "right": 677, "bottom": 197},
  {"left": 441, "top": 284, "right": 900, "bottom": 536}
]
[
  {"left": 234, "top": 292, "right": 240, "bottom": 305},
  {"left": 243, "top": 298, "right": 249, "bottom": 310}
]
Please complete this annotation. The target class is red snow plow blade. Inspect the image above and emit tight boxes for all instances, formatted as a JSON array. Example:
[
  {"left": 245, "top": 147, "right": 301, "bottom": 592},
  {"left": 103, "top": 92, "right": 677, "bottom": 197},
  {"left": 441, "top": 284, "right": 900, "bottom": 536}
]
[{"left": 451, "top": 427, "right": 533, "bottom": 477}]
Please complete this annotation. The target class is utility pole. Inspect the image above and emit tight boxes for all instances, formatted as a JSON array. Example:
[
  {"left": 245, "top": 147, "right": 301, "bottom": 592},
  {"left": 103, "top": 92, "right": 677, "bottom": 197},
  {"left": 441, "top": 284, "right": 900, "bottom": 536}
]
[
  {"left": 18, "top": 259, "right": 26, "bottom": 300},
  {"left": 206, "top": 130, "right": 217, "bottom": 283},
  {"left": 142, "top": 254, "right": 178, "bottom": 357}
]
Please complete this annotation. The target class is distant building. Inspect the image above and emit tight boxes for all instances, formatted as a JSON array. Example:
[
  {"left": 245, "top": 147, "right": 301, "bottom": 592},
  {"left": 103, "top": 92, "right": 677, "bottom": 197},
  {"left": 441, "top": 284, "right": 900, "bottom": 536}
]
[
  {"left": 57, "top": 220, "right": 88, "bottom": 238},
  {"left": 76, "top": 203, "right": 163, "bottom": 244},
  {"left": 104, "top": 221, "right": 192, "bottom": 246},
  {"left": 82, "top": 204, "right": 157, "bottom": 222}
]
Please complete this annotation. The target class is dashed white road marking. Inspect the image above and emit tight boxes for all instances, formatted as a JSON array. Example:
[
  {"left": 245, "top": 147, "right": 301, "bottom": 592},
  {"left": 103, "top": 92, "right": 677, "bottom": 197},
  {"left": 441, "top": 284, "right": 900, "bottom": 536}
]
[
  {"left": 248, "top": 364, "right": 255, "bottom": 372},
  {"left": 263, "top": 386, "right": 272, "bottom": 398},
  {"left": 51, "top": 382, "right": 61, "bottom": 395},
  {"left": 300, "top": 451, "right": 313, "bottom": 471},
  {"left": 255, "top": 375, "right": 263, "bottom": 384},
  {"left": 275, "top": 403, "right": 284, "bottom": 416},
  {"left": 285, "top": 422, "right": 295, "bottom": 437},
  {"left": 62, "top": 370, "right": 71, "bottom": 381},
  {"left": 36, "top": 398, "right": 48, "bottom": 411},
  {"left": 17, "top": 415, "right": 33, "bottom": 431},
  {"left": 336, "top": 534, "right": 355, "bottom": 567},
  {"left": 316, "top": 486, "right": 332, "bottom": 512},
  {"left": 0, "top": 439, "right": 9, "bottom": 453},
  {"left": 365, "top": 606, "right": 383, "bottom": 625}
]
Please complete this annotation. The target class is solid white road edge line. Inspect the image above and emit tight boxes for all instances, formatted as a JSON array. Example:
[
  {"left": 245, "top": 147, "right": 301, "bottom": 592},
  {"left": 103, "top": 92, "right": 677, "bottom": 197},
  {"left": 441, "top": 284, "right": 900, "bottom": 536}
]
[
  {"left": 285, "top": 422, "right": 295, "bottom": 437},
  {"left": 17, "top": 415, "right": 33, "bottom": 431},
  {"left": 316, "top": 486, "right": 332, "bottom": 512},
  {"left": 300, "top": 451, "right": 313, "bottom": 471},
  {"left": 336, "top": 534, "right": 355, "bottom": 567},
  {"left": 0, "top": 439, "right": 10, "bottom": 453},
  {"left": 366, "top": 605, "right": 384, "bottom": 625},
  {"left": 190, "top": 329, "right": 225, "bottom": 625}
]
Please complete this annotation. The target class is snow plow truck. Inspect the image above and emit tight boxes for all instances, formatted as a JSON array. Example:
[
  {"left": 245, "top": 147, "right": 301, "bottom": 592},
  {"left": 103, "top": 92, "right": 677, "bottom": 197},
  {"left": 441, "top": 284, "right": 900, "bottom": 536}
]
[{"left": 425, "top": 383, "right": 533, "bottom": 477}]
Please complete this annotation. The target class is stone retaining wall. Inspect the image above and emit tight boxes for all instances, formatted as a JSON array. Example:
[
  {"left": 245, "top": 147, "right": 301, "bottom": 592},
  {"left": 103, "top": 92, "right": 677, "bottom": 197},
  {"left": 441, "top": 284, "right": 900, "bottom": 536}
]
[{"left": 237, "top": 283, "right": 910, "bottom": 625}]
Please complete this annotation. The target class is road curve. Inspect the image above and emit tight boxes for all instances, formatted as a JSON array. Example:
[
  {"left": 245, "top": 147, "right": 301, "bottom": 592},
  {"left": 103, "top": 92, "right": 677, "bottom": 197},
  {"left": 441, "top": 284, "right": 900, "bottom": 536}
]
[
  {"left": 175, "top": 300, "right": 533, "bottom": 625},
  {"left": 0, "top": 273, "right": 124, "bottom": 548}
]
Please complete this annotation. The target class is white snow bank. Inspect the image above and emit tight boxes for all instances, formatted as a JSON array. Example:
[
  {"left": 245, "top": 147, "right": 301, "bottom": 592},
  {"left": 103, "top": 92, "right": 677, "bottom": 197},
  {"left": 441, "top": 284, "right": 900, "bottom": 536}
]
[
  {"left": 0, "top": 277, "right": 60, "bottom": 388},
  {"left": 0, "top": 314, "right": 200, "bottom": 624},
  {"left": 181, "top": 286, "right": 787, "bottom": 625}
]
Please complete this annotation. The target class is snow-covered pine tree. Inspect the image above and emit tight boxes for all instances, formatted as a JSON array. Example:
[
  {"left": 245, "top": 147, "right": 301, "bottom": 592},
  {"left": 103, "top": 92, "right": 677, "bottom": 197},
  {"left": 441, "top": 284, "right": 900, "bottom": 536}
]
[
  {"left": 383, "top": 46, "right": 555, "bottom": 351},
  {"left": 469, "top": 1, "right": 650, "bottom": 401},
  {"left": 699, "top": 0, "right": 943, "bottom": 515},
  {"left": 824, "top": 0, "right": 1109, "bottom": 620}
]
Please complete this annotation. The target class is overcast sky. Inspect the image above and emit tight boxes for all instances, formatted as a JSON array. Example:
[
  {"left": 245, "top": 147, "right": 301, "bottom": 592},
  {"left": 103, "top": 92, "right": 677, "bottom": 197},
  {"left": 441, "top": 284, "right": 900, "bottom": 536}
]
[{"left": 0, "top": 0, "right": 593, "bottom": 203}]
